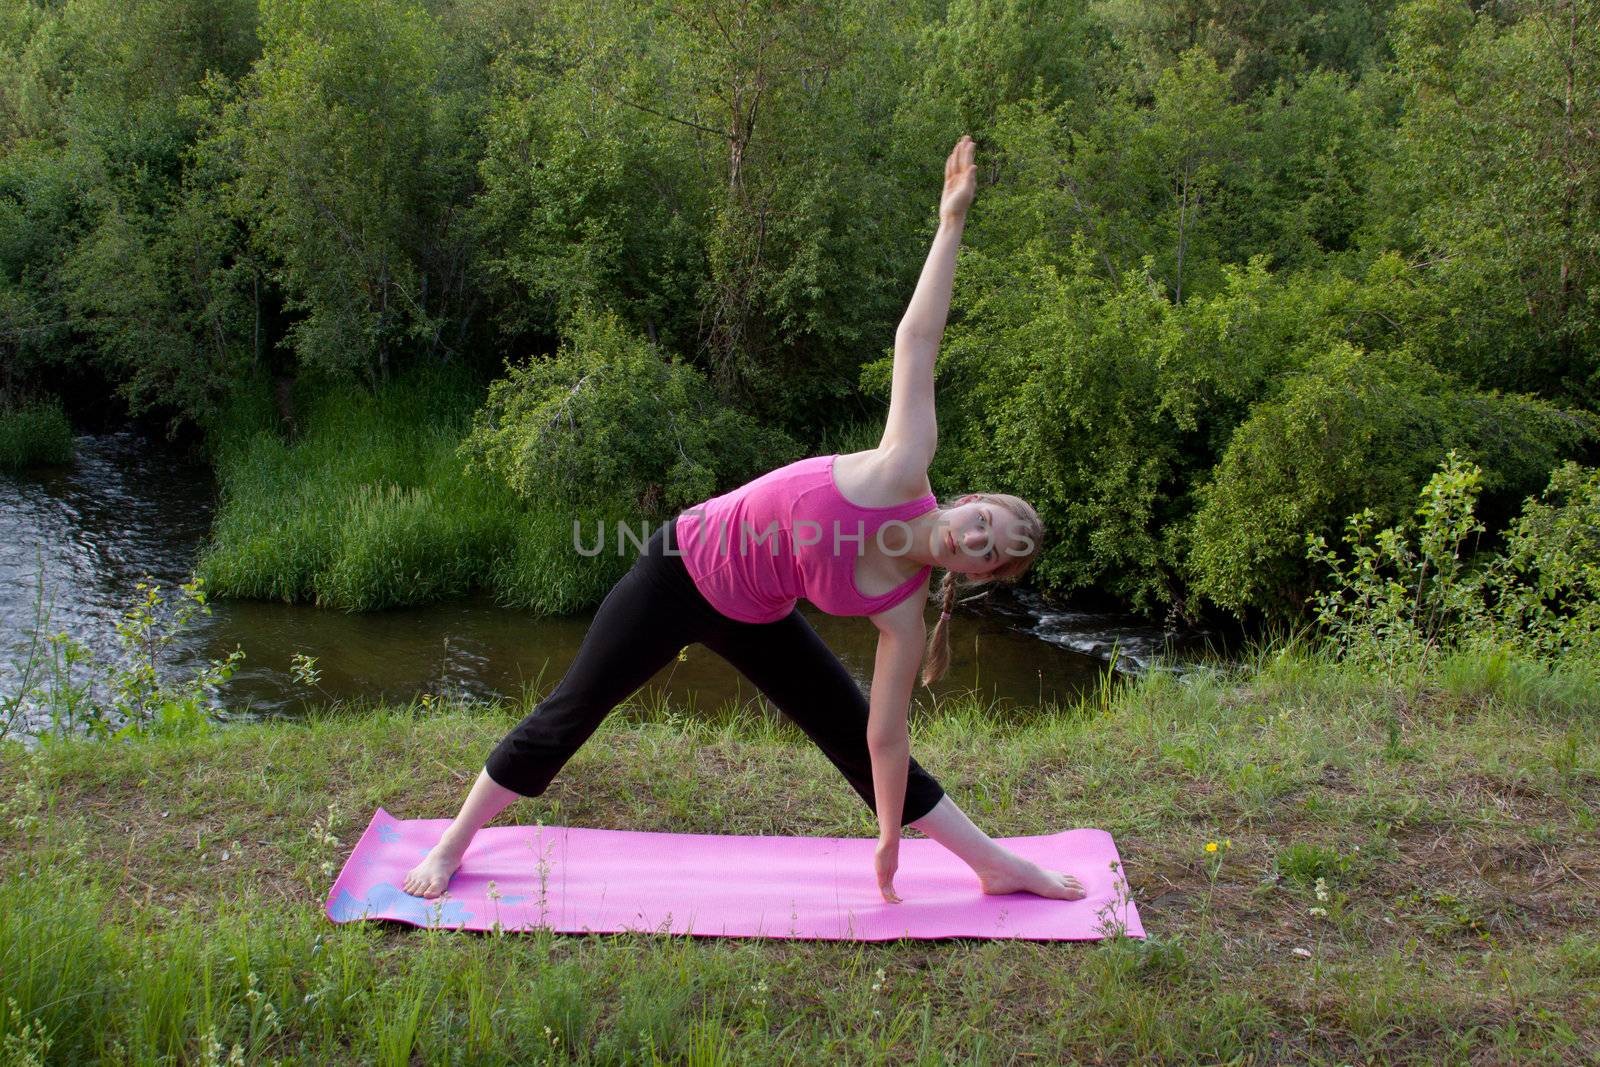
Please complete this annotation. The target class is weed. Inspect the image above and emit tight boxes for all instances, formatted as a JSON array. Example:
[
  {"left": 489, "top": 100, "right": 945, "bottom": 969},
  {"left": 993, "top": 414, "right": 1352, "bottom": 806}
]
[{"left": 1273, "top": 841, "right": 1352, "bottom": 889}]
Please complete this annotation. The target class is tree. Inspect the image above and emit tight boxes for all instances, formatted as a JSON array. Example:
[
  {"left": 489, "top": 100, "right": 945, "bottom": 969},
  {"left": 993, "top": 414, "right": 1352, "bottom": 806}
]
[
  {"left": 214, "top": 0, "right": 481, "bottom": 383},
  {"left": 475, "top": 0, "right": 938, "bottom": 435},
  {"left": 1382, "top": 0, "right": 1600, "bottom": 405}
]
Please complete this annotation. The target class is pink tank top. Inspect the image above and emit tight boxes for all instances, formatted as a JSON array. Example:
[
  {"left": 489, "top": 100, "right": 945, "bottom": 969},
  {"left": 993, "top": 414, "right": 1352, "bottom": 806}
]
[{"left": 673, "top": 455, "right": 937, "bottom": 623}]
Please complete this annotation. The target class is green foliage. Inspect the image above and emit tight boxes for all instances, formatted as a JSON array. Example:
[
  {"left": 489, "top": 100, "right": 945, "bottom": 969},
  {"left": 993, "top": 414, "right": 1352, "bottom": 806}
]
[
  {"left": 0, "top": 397, "right": 71, "bottom": 469},
  {"left": 198, "top": 369, "right": 522, "bottom": 611},
  {"left": 3, "top": 576, "right": 240, "bottom": 742},
  {"left": 1381, "top": 0, "right": 1600, "bottom": 406},
  {"left": 1481, "top": 462, "right": 1600, "bottom": 659},
  {"left": 902, "top": 0, "right": 1092, "bottom": 136},
  {"left": 1091, "top": 0, "right": 1395, "bottom": 97},
  {"left": 972, "top": 49, "right": 1253, "bottom": 304},
  {"left": 1249, "top": 69, "right": 1383, "bottom": 270},
  {"left": 491, "top": 509, "right": 634, "bottom": 616},
  {"left": 910, "top": 239, "right": 1202, "bottom": 611},
  {"left": 470, "top": 8, "right": 707, "bottom": 354},
  {"left": 212, "top": 0, "right": 480, "bottom": 381},
  {"left": 1, "top": 0, "right": 1597, "bottom": 631},
  {"left": 0, "top": 139, "right": 93, "bottom": 388},
  {"left": 0, "top": 0, "right": 261, "bottom": 425},
  {"left": 0, "top": 1, "right": 69, "bottom": 144},
  {"left": 472, "top": 0, "right": 939, "bottom": 433},
  {"left": 1190, "top": 349, "right": 1590, "bottom": 617},
  {"left": 1307, "top": 453, "right": 1600, "bottom": 669},
  {"left": 61, "top": 168, "right": 256, "bottom": 429},
  {"left": 52, "top": 0, "right": 259, "bottom": 124},
  {"left": 199, "top": 365, "right": 654, "bottom": 614},
  {"left": 462, "top": 306, "right": 800, "bottom": 518},
  {"left": 885, "top": 239, "right": 1404, "bottom": 615},
  {"left": 1306, "top": 451, "right": 1486, "bottom": 670},
  {"left": 313, "top": 479, "right": 506, "bottom": 612},
  {"left": 1273, "top": 841, "right": 1353, "bottom": 888}
]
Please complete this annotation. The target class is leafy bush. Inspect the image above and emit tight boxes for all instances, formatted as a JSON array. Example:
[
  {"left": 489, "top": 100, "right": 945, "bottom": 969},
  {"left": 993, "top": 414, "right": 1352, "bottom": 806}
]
[
  {"left": 1307, "top": 452, "right": 1600, "bottom": 669},
  {"left": 1189, "top": 347, "right": 1589, "bottom": 618},
  {"left": 3, "top": 577, "right": 240, "bottom": 742},
  {"left": 889, "top": 239, "right": 1248, "bottom": 613},
  {"left": 871, "top": 230, "right": 1588, "bottom": 623},
  {"left": 462, "top": 306, "right": 800, "bottom": 519},
  {"left": 1306, "top": 451, "right": 1489, "bottom": 670},
  {"left": 1481, "top": 462, "right": 1600, "bottom": 660}
]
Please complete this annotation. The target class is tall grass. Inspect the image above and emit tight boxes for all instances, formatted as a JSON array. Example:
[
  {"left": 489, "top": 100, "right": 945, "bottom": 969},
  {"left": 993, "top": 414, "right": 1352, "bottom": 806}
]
[
  {"left": 198, "top": 369, "right": 635, "bottom": 613},
  {"left": 491, "top": 508, "right": 635, "bottom": 616},
  {"left": 0, "top": 398, "right": 72, "bottom": 470}
]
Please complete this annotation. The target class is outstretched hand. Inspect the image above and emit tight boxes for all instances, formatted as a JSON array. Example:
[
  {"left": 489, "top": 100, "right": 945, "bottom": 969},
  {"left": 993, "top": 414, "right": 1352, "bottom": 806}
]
[{"left": 940, "top": 135, "right": 977, "bottom": 221}]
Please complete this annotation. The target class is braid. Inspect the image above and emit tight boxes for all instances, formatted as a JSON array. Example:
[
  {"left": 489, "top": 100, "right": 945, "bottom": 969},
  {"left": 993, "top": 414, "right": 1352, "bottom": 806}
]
[
  {"left": 919, "top": 492, "right": 1045, "bottom": 688},
  {"left": 921, "top": 570, "right": 960, "bottom": 687}
]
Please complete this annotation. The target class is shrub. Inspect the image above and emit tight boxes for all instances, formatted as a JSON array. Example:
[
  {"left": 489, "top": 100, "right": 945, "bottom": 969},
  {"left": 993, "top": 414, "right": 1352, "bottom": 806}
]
[
  {"left": 1306, "top": 452, "right": 1600, "bottom": 669},
  {"left": 3, "top": 577, "right": 240, "bottom": 742},
  {"left": 461, "top": 305, "right": 800, "bottom": 519},
  {"left": 1190, "top": 347, "right": 1590, "bottom": 618},
  {"left": 1481, "top": 462, "right": 1600, "bottom": 659}
]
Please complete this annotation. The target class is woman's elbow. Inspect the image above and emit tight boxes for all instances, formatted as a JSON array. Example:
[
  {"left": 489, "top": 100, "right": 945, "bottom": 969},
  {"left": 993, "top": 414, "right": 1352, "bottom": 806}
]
[{"left": 866, "top": 729, "right": 910, "bottom": 758}]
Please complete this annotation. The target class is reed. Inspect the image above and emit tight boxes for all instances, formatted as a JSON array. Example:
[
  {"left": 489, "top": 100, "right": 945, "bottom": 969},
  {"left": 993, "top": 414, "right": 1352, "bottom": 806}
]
[
  {"left": 197, "top": 369, "right": 628, "bottom": 612},
  {"left": 0, "top": 398, "right": 72, "bottom": 470}
]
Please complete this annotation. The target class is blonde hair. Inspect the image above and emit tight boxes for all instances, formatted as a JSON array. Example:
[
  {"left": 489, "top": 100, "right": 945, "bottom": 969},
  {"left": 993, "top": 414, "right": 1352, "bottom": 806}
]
[{"left": 921, "top": 492, "right": 1043, "bottom": 687}]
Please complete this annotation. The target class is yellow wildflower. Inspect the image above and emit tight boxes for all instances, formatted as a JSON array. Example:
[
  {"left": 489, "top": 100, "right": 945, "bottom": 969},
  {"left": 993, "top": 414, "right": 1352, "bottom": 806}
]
[{"left": 1205, "top": 841, "right": 1219, "bottom": 853}]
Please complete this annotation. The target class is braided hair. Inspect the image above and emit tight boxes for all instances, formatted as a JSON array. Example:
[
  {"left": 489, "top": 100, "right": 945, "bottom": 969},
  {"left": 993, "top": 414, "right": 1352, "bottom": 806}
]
[{"left": 920, "top": 493, "right": 1043, "bottom": 687}]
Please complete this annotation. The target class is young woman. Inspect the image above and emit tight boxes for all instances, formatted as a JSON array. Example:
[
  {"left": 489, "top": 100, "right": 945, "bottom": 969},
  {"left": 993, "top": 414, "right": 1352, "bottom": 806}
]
[{"left": 404, "top": 136, "right": 1085, "bottom": 905}]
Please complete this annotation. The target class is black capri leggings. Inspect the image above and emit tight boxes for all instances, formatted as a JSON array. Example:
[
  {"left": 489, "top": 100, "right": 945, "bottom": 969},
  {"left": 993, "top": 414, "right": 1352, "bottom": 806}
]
[{"left": 485, "top": 519, "right": 946, "bottom": 826}]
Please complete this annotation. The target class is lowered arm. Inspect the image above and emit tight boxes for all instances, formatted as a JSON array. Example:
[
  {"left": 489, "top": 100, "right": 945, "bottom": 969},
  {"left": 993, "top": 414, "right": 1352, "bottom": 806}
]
[{"left": 865, "top": 592, "right": 930, "bottom": 902}]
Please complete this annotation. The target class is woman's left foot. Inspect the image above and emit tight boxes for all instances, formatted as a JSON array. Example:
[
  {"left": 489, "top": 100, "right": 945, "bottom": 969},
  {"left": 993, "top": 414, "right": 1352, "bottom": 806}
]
[{"left": 978, "top": 853, "right": 1086, "bottom": 900}]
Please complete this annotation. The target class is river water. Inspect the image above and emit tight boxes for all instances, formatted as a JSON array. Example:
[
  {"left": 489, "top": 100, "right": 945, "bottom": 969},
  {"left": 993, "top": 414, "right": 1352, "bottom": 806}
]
[{"left": 1, "top": 434, "right": 1213, "bottom": 734}]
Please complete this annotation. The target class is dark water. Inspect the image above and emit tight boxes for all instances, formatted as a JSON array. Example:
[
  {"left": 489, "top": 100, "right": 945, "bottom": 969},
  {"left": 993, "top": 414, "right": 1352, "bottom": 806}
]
[{"left": 1, "top": 434, "right": 1212, "bottom": 734}]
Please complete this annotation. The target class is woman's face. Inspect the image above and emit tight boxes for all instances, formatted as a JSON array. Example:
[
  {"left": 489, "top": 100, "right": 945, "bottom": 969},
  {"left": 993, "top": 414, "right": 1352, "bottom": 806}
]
[{"left": 933, "top": 496, "right": 1033, "bottom": 576}]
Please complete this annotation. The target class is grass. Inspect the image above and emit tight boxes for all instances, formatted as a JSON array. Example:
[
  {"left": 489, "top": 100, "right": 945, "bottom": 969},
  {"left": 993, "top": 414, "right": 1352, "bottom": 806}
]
[
  {"left": 0, "top": 397, "right": 72, "bottom": 470},
  {"left": 197, "top": 369, "right": 632, "bottom": 613},
  {"left": 2, "top": 648, "right": 1598, "bottom": 1063}
]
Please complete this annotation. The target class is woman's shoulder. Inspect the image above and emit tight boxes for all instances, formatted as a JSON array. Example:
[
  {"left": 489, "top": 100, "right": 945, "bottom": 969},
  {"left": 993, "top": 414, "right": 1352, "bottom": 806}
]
[{"left": 830, "top": 447, "right": 934, "bottom": 507}]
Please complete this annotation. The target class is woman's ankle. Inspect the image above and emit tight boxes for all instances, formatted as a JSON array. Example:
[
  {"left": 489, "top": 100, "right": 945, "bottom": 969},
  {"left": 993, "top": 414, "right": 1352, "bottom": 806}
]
[{"left": 433, "top": 824, "right": 477, "bottom": 857}]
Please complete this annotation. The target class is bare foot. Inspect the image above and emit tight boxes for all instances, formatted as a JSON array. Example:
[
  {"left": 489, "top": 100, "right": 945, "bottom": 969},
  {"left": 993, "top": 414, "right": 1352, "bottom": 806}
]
[
  {"left": 402, "top": 842, "right": 466, "bottom": 898},
  {"left": 977, "top": 852, "right": 1086, "bottom": 900}
]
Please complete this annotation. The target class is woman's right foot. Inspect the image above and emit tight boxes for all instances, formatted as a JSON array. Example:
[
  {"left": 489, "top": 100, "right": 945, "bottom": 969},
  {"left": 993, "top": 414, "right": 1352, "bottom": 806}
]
[{"left": 403, "top": 841, "right": 467, "bottom": 898}]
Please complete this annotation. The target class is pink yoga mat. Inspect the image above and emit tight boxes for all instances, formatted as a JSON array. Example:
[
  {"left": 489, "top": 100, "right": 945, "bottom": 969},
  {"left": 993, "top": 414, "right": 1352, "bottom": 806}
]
[{"left": 326, "top": 808, "right": 1144, "bottom": 941}]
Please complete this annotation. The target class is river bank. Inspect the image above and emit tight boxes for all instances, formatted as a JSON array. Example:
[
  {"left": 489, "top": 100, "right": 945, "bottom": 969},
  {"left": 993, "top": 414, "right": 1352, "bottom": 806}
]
[
  {"left": 0, "top": 426, "right": 1194, "bottom": 724},
  {"left": 3, "top": 649, "right": 1596, "bottom": 1063}
]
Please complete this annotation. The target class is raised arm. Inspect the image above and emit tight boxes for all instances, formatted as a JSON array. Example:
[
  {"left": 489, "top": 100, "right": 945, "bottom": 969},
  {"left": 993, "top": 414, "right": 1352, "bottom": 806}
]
[{"left": 880, "top": 136, "right": 977, "bottom": 473}]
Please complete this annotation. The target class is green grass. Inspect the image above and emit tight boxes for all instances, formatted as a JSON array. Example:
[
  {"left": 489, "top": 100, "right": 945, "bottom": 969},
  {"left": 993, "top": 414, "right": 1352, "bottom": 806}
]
[
  {"left": 2, "top": 649, "right": 1598, "bottom": 1063},
  {"left": 197, "top": 369, "right": 632, "bottom": 613},
  {"left": 0, "top": 398, "right": 72, "bottom": 470}
]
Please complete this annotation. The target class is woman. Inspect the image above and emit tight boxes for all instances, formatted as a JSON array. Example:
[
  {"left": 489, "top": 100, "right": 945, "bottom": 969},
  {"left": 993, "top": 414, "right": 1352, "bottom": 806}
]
[{"left": 404, "top": 136, "right": 1085, "bottom": 905}]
